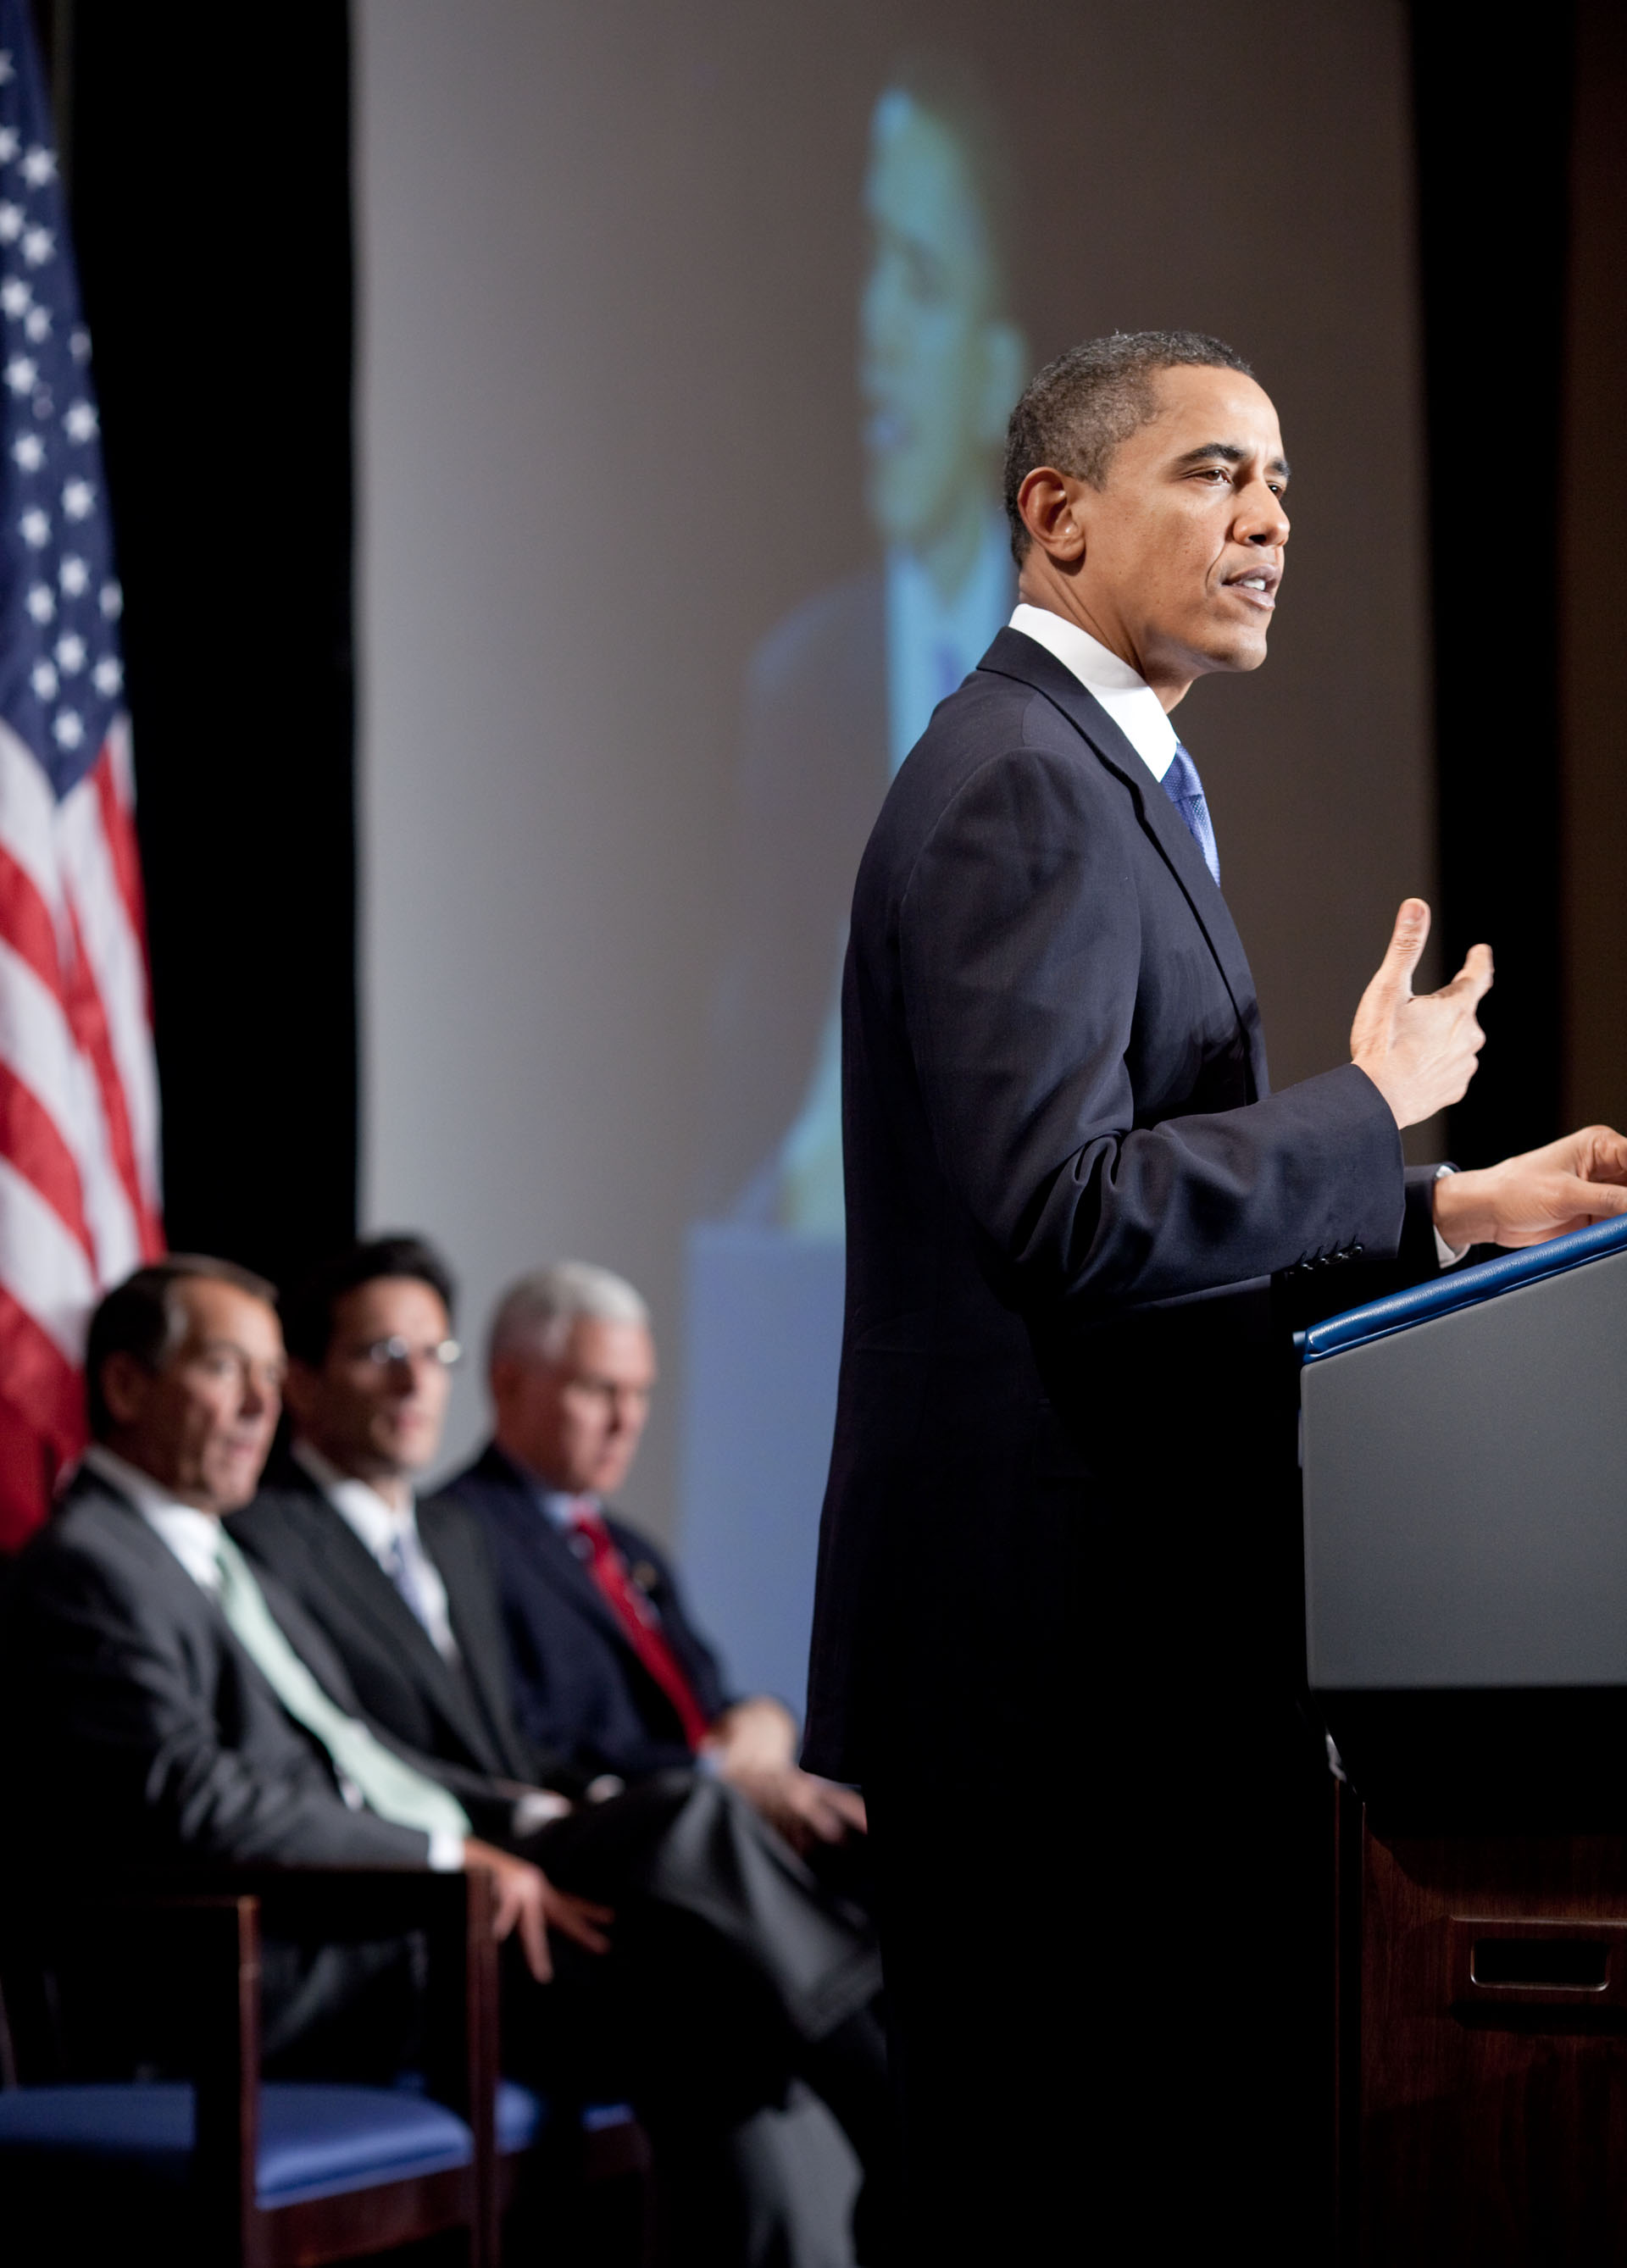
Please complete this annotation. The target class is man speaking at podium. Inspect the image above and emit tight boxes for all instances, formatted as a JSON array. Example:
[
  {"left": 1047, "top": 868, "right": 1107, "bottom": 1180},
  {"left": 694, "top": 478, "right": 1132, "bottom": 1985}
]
[{"left": 802, "top": 330, "right": 1627, "bottom": 2258}]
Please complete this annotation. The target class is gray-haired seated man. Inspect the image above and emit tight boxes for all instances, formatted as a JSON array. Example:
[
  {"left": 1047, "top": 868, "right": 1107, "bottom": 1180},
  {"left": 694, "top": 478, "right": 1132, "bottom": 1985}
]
[
  {"left": 228, "top": 1237, "right": 892, "bottom": 2265},
  {"left": 447, "top": 1260, "right": 871, "bottom": 1866}
]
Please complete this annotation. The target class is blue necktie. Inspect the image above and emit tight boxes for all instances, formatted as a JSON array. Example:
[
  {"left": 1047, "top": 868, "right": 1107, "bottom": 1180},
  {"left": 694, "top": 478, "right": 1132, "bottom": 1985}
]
[
  {"left": 1161, "top": 741, "right": 1220, "bottom": 885},
  {"left": 382, "top": 1528, "right": 435, "bottom": 1637}
]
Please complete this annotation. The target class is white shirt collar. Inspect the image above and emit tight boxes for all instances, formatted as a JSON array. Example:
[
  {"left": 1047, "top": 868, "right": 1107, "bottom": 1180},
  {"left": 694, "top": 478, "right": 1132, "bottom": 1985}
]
[
  {"left": 540, "top": 1488, "right": 597, "bottom": 1532},
  {"left": 1008, "top": 602, "right": 1179, "bottom": 784},
  {"left": 81, "top": 1444, "right": 225, "bottom": 1594},
  {"left": 292, "top": 1439, "right": 415, "bottom": 1557},
  {"left": 292, "top": 1439, "right": 461, "bottom": 1664}
]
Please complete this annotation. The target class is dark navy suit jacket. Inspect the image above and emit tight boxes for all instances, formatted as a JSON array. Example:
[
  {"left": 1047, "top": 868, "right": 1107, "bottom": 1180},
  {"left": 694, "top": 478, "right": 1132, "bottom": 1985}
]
[
  {"left": 229, "top": 1452, "right": 567, "bottom": 1824},
  {"left": 446, "top": 1443, "right": 733, "bottom": 1783},
  {"left": 803, "top": 626, "right": 1441, "bottom": 1787}
]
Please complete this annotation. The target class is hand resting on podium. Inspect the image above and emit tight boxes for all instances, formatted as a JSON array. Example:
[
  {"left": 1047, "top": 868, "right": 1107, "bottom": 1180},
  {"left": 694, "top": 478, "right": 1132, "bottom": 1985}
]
[{"left": 1431, "top": 1125, "right": 1627, "bottom": 1250}]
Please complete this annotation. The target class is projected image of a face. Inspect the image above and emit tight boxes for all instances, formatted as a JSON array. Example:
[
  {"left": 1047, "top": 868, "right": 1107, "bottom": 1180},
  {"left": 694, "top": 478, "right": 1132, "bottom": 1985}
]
[
  {"left": 686, "top": 71, "right": 1030, "bottom": 1700},
  {"left": 861, "top": 86, "right": 1022, "bottom": 591},
  {"left": 761, "top": 83, "right": 1027, "bottom": 1239}
]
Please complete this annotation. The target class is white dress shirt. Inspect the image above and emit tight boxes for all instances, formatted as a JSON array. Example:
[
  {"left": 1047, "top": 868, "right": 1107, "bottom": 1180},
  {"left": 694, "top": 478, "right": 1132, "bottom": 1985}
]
[
  {"left": 292, "top": 1440, "right": 461, "bottom": 1666},
  {"left": 1008, "top": 602, "right": 1178, "bottom": 784},
  {"left": 1009, "top": 599, "right": 1464, "bottom": 1267},
  {"left": 82, "top": 1444, "right": 225, "bottom": 1590}
]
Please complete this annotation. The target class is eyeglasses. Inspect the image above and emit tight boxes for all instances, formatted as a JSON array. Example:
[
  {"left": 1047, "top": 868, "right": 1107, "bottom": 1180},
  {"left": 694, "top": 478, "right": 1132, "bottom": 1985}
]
[{"left": 355, "top": 1336, "right": 463, "bottom": 1371}]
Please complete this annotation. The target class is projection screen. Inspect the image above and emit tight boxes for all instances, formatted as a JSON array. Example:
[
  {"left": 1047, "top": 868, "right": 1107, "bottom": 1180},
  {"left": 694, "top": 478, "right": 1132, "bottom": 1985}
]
[{"left": 356, "top": 0, "right": 1432, "bottom": 1707}]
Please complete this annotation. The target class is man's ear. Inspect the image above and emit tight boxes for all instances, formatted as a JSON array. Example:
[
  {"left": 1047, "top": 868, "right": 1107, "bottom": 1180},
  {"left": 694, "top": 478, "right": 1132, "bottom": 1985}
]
[
  {"left": 99, "top": 1350, "right": 152, "bottom": 1428},
  {"left": 1017, "top": 466, "right": 1086, "bottom": 565}
]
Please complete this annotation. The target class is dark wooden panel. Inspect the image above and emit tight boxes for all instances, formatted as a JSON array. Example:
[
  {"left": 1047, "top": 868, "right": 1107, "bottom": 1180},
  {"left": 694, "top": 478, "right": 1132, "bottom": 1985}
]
[
  {"left": 1357, "top": 1822, "right": 1627, "bottom": 2264},
  {"left": 264, "top": 2164, "right": 474, "bottom": 2268}
]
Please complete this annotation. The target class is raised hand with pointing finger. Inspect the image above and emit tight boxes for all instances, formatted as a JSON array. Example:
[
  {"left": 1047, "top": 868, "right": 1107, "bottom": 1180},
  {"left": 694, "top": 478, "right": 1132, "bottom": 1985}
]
[{"left": 1349, "top": 897, "right": 1493, "bottom": 1129}]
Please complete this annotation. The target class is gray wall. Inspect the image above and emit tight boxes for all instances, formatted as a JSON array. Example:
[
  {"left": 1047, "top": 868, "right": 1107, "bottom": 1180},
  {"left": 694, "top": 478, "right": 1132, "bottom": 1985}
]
[{"left": 355, "top": 0, "right": 1433, "bottom": 1538}]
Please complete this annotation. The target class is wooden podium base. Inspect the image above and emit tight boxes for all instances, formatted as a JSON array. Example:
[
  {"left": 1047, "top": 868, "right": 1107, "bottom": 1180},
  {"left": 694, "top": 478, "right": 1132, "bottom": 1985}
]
[{"left": 1340, "top": 1793, "right": 1627, "bottom": 2263}]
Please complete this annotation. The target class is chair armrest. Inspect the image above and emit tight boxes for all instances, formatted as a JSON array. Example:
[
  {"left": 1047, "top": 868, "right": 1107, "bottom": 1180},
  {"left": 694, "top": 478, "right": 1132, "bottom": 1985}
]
[
  {"left": 10, "top": 1870, "right": 499, "bottom": 2193},
  {"left": 3, "top": 1892, "right": 262, "bottom": 2255},
  {"left": 95, "top": 1870, "right": 497, "bottom": 2122},
  {"left": 223, "top": 1865, "right": 480, "bottom": 1939},
  {"left": 232, "top": 1867, "right": 497, "bottom": 2146},
  {"left": 5, "top": 1871, "right": 501, "bottom": 2259}
]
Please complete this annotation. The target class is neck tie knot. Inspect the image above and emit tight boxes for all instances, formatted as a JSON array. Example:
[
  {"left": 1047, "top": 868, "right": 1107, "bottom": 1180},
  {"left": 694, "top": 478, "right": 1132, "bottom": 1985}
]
[
  {"left": 1161, "top": 740, "right": 1220, "bottom": 886},
  {"left": 382, "top": 1528, "right": 431, "bottom": 1633}
]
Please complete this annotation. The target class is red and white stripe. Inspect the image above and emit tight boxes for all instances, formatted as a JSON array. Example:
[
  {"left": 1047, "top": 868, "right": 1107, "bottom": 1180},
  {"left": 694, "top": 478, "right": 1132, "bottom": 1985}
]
[{"left": 0, "top": 712, "right": 162, "bottom": 1537}]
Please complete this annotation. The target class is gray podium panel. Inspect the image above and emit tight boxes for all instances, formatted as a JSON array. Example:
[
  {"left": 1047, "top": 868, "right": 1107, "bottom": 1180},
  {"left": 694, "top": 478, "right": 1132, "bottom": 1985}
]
[{"left": 1302, "top": 1244, "right": 1627, "bottom": 1689}]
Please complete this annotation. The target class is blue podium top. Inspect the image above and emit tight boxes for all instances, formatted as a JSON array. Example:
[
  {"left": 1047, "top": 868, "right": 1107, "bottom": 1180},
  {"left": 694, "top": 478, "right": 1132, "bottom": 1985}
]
[{"left": 1296, "top": 1212, "right": 1627, "bottom": 1366}]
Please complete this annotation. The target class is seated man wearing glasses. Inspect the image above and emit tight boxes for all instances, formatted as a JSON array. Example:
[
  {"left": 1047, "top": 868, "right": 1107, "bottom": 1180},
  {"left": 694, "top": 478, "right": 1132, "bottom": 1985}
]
[
  {"left": 233, "top": 1235, "right": 549, "bottom": 1823},
  {"left": 232, "top": 1235, "right": 892, "bottom": 2267}
]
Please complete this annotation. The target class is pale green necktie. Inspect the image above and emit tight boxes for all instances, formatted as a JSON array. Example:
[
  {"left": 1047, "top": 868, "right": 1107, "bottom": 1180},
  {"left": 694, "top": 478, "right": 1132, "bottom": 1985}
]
[{"left": 212, "top": 1525, "right": 470, "bottom": 1843}]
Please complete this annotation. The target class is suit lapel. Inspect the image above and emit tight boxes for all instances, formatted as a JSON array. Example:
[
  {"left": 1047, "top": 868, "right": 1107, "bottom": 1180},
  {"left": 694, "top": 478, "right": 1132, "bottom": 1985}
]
[
  {"left": 71, "top": 1470, "right": 223, "bottom": 1622},
  {"left": 69, "top": 1472, "right": 324, "bottom": 1724},
  {"left": 978, "top": 627, "right": 1268, "bottom": 1097},
  {"left": 417, "top": 1497, "right": 527, "bottom": 1776},
  {"left": 487, "top": 1465, "right": 647, "bottom": 1663},
  {"left": 296, "top": 1492, "right": 499, "bottom": 1761}
]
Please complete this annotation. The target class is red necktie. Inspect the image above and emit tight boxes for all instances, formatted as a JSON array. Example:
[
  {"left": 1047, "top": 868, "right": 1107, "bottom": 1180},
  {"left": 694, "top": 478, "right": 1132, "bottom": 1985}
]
[{"left": 567, "top": 1500, "right": 713, "bottom": 1752}]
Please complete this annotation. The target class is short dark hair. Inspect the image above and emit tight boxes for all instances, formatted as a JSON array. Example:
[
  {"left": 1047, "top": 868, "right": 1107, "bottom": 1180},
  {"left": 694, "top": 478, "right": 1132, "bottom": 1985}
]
[
  {"left": 1002, "top": 330, "right": 1255, "bottom": 562},
  {"left": 280, "top": 1234, "right": 458, "bottom": 1368},
  {"left": 878, "top": 53, "right": 1019, "bottom": 310},
  {"left": 86, "top": 1255, "right": 277, "bottom": 1440}
]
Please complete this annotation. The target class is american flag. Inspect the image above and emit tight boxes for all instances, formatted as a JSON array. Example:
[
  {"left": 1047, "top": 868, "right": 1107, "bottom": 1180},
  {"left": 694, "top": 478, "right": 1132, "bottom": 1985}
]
[{"left": 0, "top": 2, "right": 161, "bottom": 1547}]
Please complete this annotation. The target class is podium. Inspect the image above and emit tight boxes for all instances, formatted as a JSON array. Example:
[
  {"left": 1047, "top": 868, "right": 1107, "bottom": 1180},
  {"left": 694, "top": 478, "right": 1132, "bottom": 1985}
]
[{"left": 1299, "top": 1217, "right": 1627, "bottom": 2263}]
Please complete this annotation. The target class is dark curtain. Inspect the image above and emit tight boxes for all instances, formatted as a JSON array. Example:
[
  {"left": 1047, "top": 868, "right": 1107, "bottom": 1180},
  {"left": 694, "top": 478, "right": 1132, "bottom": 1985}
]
[{"left": 53, "top": 3, "right": 357, "bottom": 1289}]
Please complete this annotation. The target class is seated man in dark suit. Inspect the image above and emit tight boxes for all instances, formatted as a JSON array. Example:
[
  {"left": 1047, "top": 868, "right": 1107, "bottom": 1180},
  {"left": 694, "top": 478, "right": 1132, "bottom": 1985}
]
[
  {"left": 1, "top": 1256, "right": 586, "bottom": 2081},
  {"left": 230, "top": 1236, "right": 891, "bottom": 2265},
  {"left": 230, "top": 1236, "right": 572, "bottom": 1838},
  {"left": 446, "top": 1261, "right": 865, "bottom": 1862}
]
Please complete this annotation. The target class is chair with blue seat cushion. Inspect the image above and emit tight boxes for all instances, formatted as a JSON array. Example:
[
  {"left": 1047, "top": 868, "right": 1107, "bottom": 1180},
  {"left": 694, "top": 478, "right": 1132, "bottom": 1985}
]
[
  {"left": 0, "top": 1872, "right": 500, "bottom": 2266},
  {"left": 0, "top": 2077, "right": 475, "bottom": 2201}
]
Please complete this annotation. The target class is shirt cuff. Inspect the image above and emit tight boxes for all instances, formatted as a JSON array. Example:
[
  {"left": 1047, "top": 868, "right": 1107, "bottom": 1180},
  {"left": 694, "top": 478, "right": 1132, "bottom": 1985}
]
[
  {"left": 511, "top": 1789, "right": 573, "bottom": 1837},
  {"left": 427, "top": 1829, "right": 465, "bottom": 1872},
  {"left": 1433, "top": 1162, "right": 1469, "bottom": 1268}
]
